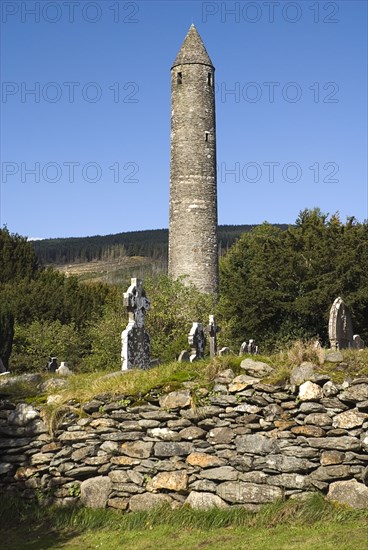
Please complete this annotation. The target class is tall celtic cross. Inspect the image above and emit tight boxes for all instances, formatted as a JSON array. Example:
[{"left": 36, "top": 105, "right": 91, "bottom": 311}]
[{"left": 121, "top": 278, "right": 151, "bottom": 370}]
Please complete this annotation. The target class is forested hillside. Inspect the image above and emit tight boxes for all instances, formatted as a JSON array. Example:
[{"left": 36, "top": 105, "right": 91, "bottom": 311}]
[{"left": 32, "top": 225, "right": 289, "bottom": 265}]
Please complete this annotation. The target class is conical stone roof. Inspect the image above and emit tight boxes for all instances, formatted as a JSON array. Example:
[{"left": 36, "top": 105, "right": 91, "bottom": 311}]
[{"left": 172, "top": 24, "right": 214, "bottom": 68}]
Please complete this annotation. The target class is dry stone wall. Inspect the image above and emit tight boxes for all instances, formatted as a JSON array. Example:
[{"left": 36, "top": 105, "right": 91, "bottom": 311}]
[{"left": 1, "top": 370, "right": 368, "bottom": 511}]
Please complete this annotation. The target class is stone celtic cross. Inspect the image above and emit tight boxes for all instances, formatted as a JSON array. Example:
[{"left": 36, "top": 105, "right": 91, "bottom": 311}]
[
  {"left": 121, "top": 278, "right": 151, "bottom": 370},
  {"left": 207, "top": 314, "right": 220, "bottom": 358},
  {"left": 188, "top": 322, "right": 206, "bottom": 362}
]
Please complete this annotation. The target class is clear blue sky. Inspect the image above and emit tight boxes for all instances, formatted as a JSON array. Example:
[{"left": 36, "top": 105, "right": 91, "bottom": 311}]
[{"left": 1, "top": 0, "right": 367, "bottom": 239}]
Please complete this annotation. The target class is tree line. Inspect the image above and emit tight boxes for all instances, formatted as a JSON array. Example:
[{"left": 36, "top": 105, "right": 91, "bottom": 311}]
[{"left": 31, "top": 225, "right": 289, "bottom": 265}]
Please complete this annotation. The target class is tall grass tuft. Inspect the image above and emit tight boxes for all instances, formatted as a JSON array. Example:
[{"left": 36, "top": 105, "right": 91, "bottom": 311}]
[{"left": 1, "top": 494, "right": 367, "bottom": 534}]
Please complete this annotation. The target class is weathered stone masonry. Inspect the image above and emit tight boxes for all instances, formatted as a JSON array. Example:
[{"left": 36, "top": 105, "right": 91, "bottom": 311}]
[
  {"left": 1, "top": 372, "right": 368, "bottom": 510},
  {"left": 168, "top": 25, "right": 219, "bottom": 295}
]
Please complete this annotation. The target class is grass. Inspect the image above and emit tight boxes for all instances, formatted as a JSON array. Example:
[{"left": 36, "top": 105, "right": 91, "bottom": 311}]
[
  {"left": 265, "top": 342, "right": 368, "bottom": 385},
  {"left": 2, "top": 346, "right": 368, "bottom": 412},
  {"left": 1, "top": 493, "right": 367, "bottom": 549}
]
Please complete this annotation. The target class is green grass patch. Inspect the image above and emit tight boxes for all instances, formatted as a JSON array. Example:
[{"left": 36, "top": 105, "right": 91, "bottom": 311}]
[
  {"left": 1, "top": 494, "right": 367, "bottom": 550},
  {"left": 2, "top": 347, "right": 368, "bottom": 411}
]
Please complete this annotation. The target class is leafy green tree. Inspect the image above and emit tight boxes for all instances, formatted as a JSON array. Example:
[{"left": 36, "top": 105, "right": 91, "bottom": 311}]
[
  {"left": 217, "top": 209, "right": 368, "bottom": 351},
  {"left": 0, "top": 269, "right": 109, "bottom": 327},
  {"left": 0, "top": 227, "right": 38, "bottom": 283},
  {"left": 83, "top": 287, "right": 125, "bottom": 372}
]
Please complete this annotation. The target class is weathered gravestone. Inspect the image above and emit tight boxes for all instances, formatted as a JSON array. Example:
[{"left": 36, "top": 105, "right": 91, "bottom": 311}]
[
  {"left": 56, "top": 362, "right": 72, "bottom": 376},
  {"left": 178, "top": 350, "right": 190, "bottom": 362},
  {"left": 207, "top": 314, "right": 220, "bottom": 358},
  {"left": 328, "top": 297, "right": 354, "bottom": 350},
  {"left": 121, "top": 278, "right": 151, "bottom": 370},
  {"left": 188, "top": 323, "right": 206, "bottom": 363},
  {"left": 353, "top": 334, "right": 365, "bottom": 350},
  {"left": 47, "top": 357, "right": 58, "bottom": 373},
  {"left": 239, "top": 339, "right": 258, "bottom": 356}
]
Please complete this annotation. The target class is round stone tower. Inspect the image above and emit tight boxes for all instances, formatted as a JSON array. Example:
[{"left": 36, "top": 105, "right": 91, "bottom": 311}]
[{"left": 168, "top": 24, "right": 219, "bottom": 295}]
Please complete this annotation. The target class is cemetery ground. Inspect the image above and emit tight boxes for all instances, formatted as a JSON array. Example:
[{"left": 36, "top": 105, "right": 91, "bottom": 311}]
[
  {"left": 1, "top": 492, "right": 367, "bottom": 550},
  {"left": 3, "top": 345, "right": 368, "bottom": 409}
]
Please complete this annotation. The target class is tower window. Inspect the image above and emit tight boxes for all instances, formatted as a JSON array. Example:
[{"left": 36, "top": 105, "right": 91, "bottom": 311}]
[
  {"left": 177, "top": 72, "right": 182, "bottom": 84},
  {"left": 207, "top": 73, "right": 213, "bottom": 86},
  {"left": 205, "top": 132, "right": 209, "bottom": 142}
]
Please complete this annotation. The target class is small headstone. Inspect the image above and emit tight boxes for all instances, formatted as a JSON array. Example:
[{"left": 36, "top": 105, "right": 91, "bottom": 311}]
[
  {"left": 178, "top": 350, "right": 190, "bottom": 362},
  {"left": 313, "top": 338, "right": 322, "bottom": 349},
  {"left": 56, "top": 362, "right": 72, "bottom": 376},
  {"left": 207, "top": 314, "right": 220, "bottom": 358},
  {"left": 239, "top": 341, "right": 247, "bottom": 356},
  {"left": 239, "top": 340, "right": 258, "bottom": 355},
  {"left": 47, "top": 357, "right": 58, "bottom": 373},
  {"left": 353, "top": 335, "right": 365, "bottom": 350},
  {"left": 328, "top": 297, "right": 354, "bottom": 350},
  {"left": 121, "top": 278, "right": 151, "bottom": 370},
  {"left": 218, "top": 347, "right": 231, "bottom": 356},
  {"left": 188, "top": 322, "right": 206, "bottom": 362}
]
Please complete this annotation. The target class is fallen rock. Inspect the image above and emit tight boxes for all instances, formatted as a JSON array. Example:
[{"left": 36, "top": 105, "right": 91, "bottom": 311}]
[
  {"left": 229, "top": 375, "right": 261, "bottom": 392},
  {"left": 332, "top": 410, "right": 366, "bottom": 429},
  {"left": 291, "top": 425, "right": 325, "bottom": 437},
  {"left": 179, "top": 426, "right": 206, "bottom": 440},
  {"left": 199, "top": 466, "right": 238, "bottom": 481},
  {"left": 154, "top": 442, "right": 192, "bottom": 457},
  {"left": 186, "top": 453, "right": 226, "bottom": 468},
  {"left": 325, "top": 351, "right": 343, "bottom": 363},
  {"left": 185, "top": 491, "right": 228, "bottom": 510},
  {"left": 39, "top": 378, "right": 68, "bottom": 392},
  {"left": 129, "top": 493, "right": 173, "bottom": 512},
  {"left": 107, "top": 498, "right": 128, "bottom": 510},
  {"left": 159, "top": 390, "right": 191, "bottom": 409},
  {"left": 298, "top": 381, "right": 323, "bottom": 401},
  {"left": 8, "top": 404, "right": 38, "bottom": 426},
  {"left": 320, "top": 451, "right": 345, "bottom": 465},
  {"left": 148, "top": 428, "right": 181, "bottom": 442},
  {"left": 290, "top": 362, "right": 315, "bottom": 386},
  {"left": 147, "top": 470, "right": 188, "bottom": 492},
  {"left": 207, "top": 427, "right": 234, "bottom": 445},
  {"left": 120, "top": 441, "right": 153, "bottom": 458},
  {"left": 307, "top": 436, "right": 361, "bottom": 451},
  {"left": 235, "top": 434, "right": 279, "bottom": 455},
  {"left": 240, "top": 358, "right": 273, "bottom": 378},
  {"left": 217, "top": 481, "right": 283, "bottom": 504},
  {"left": 267, "top": 473, "right": 308, "bottom": 490},
  {"left": 339, "top": 384, "right": 368, "bottom": 403},
  {"left": 327, "top": 479, "right": 368, "bottom": 509},
  {"left": 0, "top": 373, "right": 42, "bottom": 389},
  {"left": 80, "top": 476, "right": 112, "bottom": 508}
]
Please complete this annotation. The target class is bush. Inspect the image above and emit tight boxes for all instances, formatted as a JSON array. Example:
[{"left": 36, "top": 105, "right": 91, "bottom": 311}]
[{"left": 11, "top": 320, "right": 88, "bottom": 373}]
